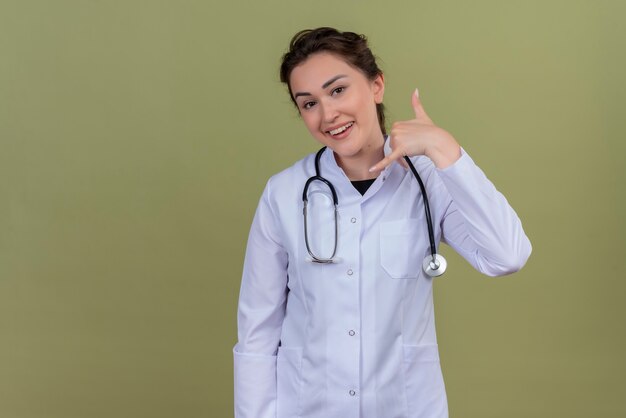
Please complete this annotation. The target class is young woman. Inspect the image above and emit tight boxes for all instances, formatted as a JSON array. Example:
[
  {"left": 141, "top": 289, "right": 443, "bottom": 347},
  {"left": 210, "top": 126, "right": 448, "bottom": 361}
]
[{"left": 233, "top": 27, "right": 531, "bottom": 418}]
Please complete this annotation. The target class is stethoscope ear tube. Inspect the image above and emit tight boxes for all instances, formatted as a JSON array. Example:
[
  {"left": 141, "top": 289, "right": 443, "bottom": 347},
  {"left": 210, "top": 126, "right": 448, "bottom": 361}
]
[
  {"left": 303, "top": 200, "right": 339, "bottom": 264},
  {"left": 404, "top": 156, "right": 447, "bottom": 277},
  {"left": 302, "top": 147, "right": 339, "bottom": 263}
]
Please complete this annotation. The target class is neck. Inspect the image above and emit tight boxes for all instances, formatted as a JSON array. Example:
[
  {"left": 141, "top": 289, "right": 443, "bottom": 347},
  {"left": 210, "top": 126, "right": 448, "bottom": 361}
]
[{"left": 334, "top": 134, "right": 386, "bottom": 181}]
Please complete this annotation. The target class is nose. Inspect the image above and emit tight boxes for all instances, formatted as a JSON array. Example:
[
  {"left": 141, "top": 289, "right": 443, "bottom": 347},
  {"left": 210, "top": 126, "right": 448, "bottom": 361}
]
[{"left": 320, "top": 99, "right": 339, "bottom": 123}]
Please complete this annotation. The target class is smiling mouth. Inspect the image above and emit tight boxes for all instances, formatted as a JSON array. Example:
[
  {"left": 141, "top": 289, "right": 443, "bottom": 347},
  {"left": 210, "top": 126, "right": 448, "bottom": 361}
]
[{"left": 327, "top": 121, "right": 354, "bottom": 136}]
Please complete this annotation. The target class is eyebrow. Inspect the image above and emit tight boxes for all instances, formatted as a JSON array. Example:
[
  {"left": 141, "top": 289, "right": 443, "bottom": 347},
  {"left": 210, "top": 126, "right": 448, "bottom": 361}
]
[{"left": 293, "top": 75, "right": 348, "bottom": 99}]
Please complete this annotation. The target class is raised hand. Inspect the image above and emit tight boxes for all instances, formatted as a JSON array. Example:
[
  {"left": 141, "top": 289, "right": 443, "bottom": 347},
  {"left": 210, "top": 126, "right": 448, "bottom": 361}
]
[{"left": 369, "top": 89, "right": 461, "bottom": 172}]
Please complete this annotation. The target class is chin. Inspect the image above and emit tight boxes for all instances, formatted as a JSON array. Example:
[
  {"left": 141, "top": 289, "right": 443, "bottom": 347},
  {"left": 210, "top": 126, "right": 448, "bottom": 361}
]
[
  {"left": 313, "top": 131, "right": 366, "bottom": 159},
  {"left": 329, "top": 142, "right": 364, "bottom": 160}
]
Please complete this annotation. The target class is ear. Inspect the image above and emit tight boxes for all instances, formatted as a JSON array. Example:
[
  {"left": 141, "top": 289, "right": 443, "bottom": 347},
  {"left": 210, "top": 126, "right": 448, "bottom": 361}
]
[{"left": 372, "top": 73, "right": 385, "bottom": 104}]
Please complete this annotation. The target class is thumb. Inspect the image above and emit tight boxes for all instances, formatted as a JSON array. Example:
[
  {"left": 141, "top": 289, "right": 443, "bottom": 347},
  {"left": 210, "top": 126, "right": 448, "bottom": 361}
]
[{"left": 412, "top": 88, "right": 432, "bottom": 123}]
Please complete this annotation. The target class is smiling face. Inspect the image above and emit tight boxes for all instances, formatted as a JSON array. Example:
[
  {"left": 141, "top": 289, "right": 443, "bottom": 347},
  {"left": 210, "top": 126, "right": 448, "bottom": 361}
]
[{"left": 289, "top": 52, "right": 385, "bottom": 167}]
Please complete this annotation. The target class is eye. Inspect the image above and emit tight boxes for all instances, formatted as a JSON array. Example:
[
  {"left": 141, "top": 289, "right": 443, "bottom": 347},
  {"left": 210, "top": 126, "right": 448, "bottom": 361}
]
[
  {"left": 302, "top": 101, "right": 316, "bottom": 110},
  {"left": 331, "top": 86, "right": 346, "bottom": 96}
]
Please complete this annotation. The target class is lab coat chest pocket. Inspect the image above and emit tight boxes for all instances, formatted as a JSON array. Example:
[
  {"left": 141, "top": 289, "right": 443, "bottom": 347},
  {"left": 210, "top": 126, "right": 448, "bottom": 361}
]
[
  {"left": 276, "top": 346, "right": 303, "bottom": 418},
  {"left": 403, "top": 344, "right": 448, "bottom": 418},
  {"left": 380, "top": 219, "right": 422, "bottom": 279}
]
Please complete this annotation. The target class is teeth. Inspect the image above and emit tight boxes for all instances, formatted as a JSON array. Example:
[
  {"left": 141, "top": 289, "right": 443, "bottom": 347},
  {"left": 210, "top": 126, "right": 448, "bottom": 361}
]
[{"left": 329, "top": 122, "right": 353, "bottom": 136}]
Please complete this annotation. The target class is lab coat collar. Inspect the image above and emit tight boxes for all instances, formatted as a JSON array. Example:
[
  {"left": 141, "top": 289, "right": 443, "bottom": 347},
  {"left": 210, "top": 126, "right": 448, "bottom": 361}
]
[{"left": 319, "top": 135, "right": 395, "bottom": 207}]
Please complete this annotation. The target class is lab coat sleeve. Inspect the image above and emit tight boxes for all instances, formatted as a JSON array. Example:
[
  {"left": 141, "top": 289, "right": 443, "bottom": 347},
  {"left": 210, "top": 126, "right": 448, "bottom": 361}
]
[
  {"left": 436, "top": 149, "right": 532, "bottom": 276},
  {"left": 233, "top": 179, "right": 288, "bottom": 418}
]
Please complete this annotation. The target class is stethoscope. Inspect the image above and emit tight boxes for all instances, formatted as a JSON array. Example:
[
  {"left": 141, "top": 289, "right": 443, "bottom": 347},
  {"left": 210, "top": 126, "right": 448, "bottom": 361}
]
[{"left": 302, "top": 146, "right": 447, "bottom": 278}]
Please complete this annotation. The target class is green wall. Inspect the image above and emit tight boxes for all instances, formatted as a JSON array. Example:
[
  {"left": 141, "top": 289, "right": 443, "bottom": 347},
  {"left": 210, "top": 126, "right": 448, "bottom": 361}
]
[{"left": 1, "top": 1, "right": 625, "bottom": 417}]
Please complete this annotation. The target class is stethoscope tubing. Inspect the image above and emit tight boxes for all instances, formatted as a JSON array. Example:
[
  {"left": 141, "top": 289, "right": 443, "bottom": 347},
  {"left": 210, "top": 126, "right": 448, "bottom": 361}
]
[{"left": 403, "top": 155, "right": 437, "bottom": 260}]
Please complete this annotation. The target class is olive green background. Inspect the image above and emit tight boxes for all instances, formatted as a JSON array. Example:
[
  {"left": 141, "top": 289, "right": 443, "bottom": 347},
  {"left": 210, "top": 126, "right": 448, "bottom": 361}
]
[{"left": 1, "top": 0, "right": 624, "bottom": 417}]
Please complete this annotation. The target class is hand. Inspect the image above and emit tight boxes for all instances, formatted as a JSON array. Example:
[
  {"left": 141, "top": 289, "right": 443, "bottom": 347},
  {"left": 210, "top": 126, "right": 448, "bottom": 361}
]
[{"left": 369, "top": 89, "right": 461, "bottom": 172}]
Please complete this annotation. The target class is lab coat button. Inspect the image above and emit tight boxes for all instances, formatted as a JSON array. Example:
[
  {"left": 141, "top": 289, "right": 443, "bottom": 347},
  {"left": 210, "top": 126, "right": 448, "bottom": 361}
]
[
  {"left": 348, "top": 330, "right": 355, "bottom": 336},
  {"left": 349, "top": 389, "right": 356, "bottom": 396},
  {"left": 347, "top": 269, "right": 354, "bottom": 276},
  {"left": 350, "top": 217, "right": 357, "bottom": 223}
]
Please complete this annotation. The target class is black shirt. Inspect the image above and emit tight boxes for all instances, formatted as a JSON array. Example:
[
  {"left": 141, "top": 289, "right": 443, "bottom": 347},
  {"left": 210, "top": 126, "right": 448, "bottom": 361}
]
[{"left": 351, "top": 178, "right": 377, "bottom": 196}]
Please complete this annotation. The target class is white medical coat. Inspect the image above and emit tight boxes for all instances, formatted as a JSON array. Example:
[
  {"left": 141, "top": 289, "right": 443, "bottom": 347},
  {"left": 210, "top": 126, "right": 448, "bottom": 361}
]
[{"left": 233, "top": 140, "right": 532, "bottom": 418}]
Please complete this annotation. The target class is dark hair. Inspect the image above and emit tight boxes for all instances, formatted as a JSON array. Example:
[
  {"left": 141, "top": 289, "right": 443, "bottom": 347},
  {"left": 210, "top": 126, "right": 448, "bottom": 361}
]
[{"left": 279, "top": 27, "right": 386, "bottom": 135}]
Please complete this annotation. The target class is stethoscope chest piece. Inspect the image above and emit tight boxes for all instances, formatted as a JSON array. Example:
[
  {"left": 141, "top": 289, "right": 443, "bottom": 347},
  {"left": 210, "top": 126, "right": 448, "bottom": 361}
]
[{"left": 422, "top": 254, "right": 447, "bottom": 277}]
